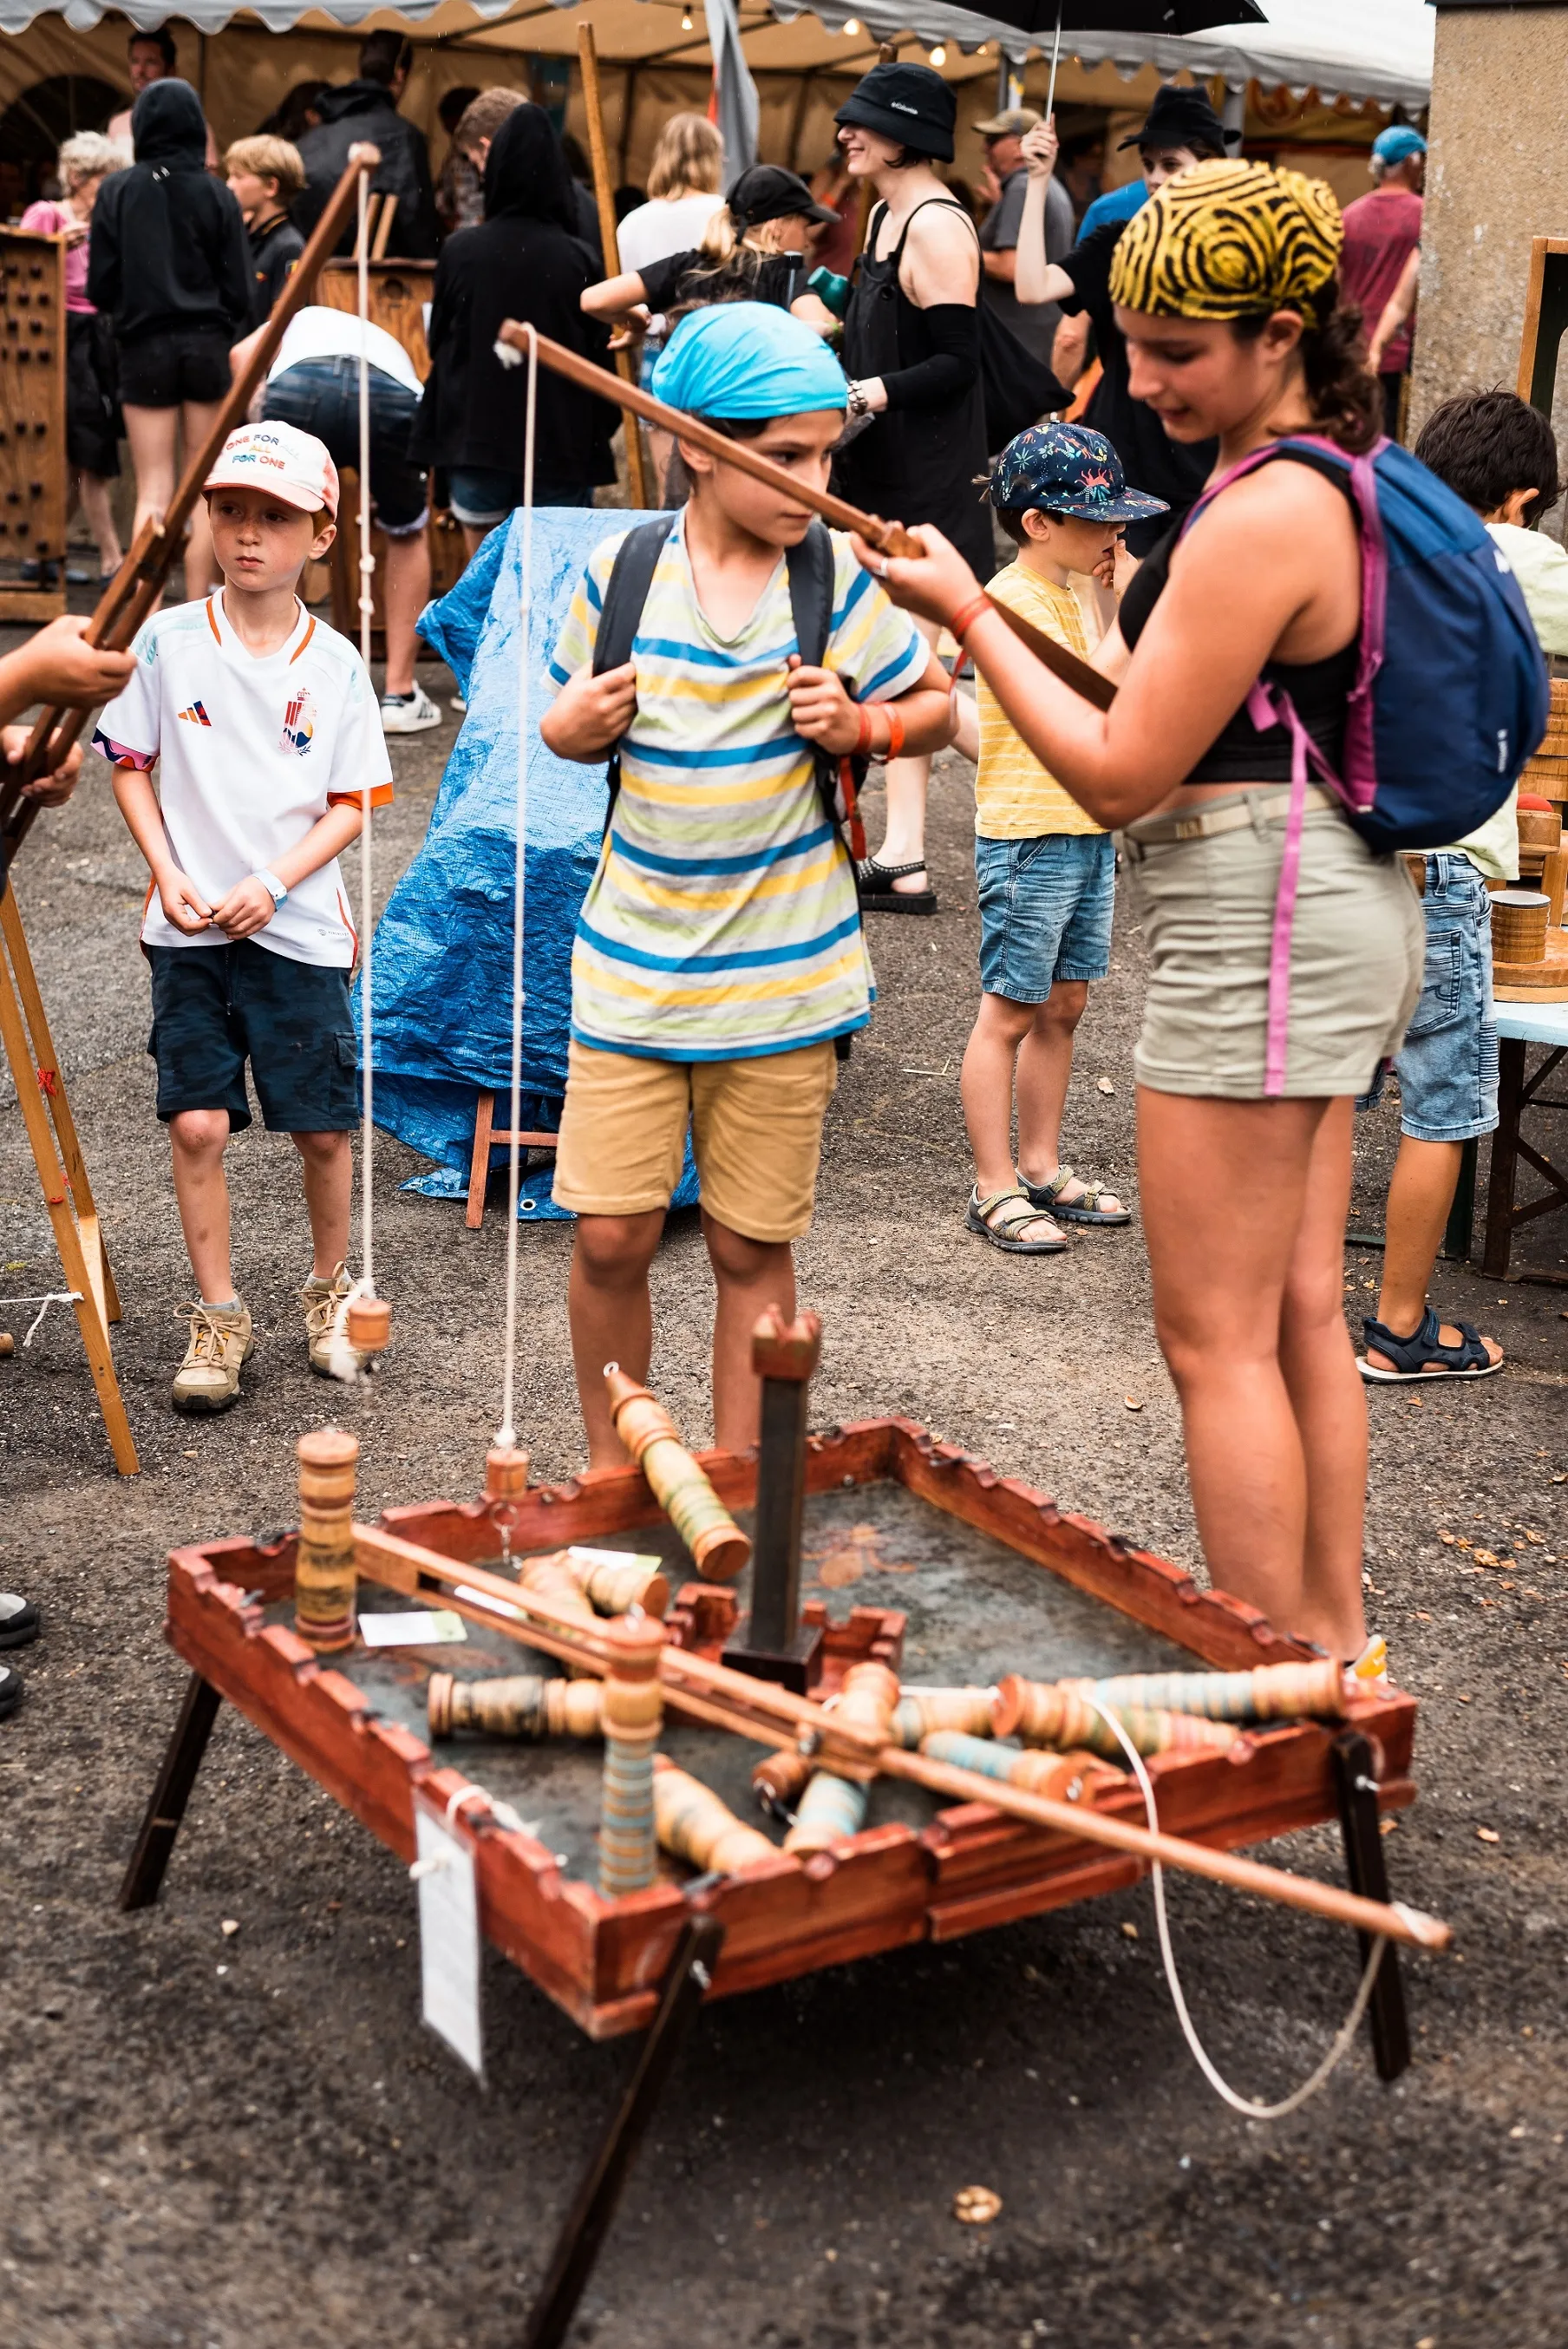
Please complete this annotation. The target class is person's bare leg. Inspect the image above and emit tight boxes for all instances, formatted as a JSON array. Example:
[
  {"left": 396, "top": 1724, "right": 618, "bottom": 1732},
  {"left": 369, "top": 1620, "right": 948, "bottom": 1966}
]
[
  {"left": 380, "top": 528, "right": 432, "bottom": 698},
  {"left": 569, "top": 1209, "right": 665, "bottom": 1467},
  {"left": 76, "top": 469, "right": 122, "bottom": 574},
  {"left": 866, "top": 615, "right": 938, "bottom": 893},
  {"left": 123, "top": 404, "right": 180, "bottom": 599},
  {"left": 291, "top": 1130, "right": 354, "bottom": 1279},
  {"left": 168, "top": 1109, "right": 234, "bottom": 1299},
  {"left": 1137, "top": 1087, "right": 1328, "bottom": 1639},
  {"left": 1368, "top": 1134, "right": 1501, "bottom": 1370},
  {"left": 179, "top": 400, "right": 225, "bottom": 599},
  {"left": 961, "top": 991, "right": 1035, "bottom": 1197},
  {"left": 1015, "top": 980, "right": 1126, "bottom": 1214},
  {"left": 703, "top": 1211, "right": 795, "bottom": 1454},
  {"left": 1277, "top": 1099, "right": 1369, "bottom": 1659}
]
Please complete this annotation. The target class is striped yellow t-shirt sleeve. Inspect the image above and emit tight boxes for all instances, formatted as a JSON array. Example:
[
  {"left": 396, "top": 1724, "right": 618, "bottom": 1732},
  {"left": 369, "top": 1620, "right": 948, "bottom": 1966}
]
[{"left": 975, "top": 564, "right": 1103, "bottom": 841}]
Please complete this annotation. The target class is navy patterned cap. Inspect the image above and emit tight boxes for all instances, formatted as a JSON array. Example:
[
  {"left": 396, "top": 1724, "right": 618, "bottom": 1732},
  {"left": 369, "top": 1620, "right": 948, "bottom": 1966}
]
[{"left": 991, "top": 422, "right": 1169, "bottom": 523}]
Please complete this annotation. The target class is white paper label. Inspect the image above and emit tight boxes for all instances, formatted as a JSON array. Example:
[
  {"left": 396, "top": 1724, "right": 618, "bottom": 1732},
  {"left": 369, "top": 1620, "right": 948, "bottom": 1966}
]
[
  {"left": 359, "top": 1609, "right": 467, "bottom": 1647},
  {"left": 413, "top": 1796, "right": 484, "bottom": 2079}
]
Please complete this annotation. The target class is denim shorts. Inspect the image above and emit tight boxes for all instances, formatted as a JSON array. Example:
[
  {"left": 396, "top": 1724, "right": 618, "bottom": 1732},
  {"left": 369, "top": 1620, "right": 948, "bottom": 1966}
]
[
  {"left": 263, "top": 358, "right": 428, "bottom": 533},
  {"left": 448, "top": 468, "right": 598, "bottom": 527},
  {"left": 975, "top": 830, "right": 1115, "bottom": 1002},
  {"left": 147, "top": 942, "right": 358, "bottom": 1135},
  {"left": 1359, "top": 852, "right": 1499, "bottom": 1142}
]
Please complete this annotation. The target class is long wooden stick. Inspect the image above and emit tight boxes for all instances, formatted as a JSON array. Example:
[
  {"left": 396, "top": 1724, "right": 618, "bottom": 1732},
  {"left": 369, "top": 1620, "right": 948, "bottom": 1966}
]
[
  {"left": 495, "top": 322, "right": 1115, "bottom": 710},
  {"left": 349, "top": 1520, "right": 1448, "bottom": 1953},
  {"left": 3, "top": 141, "right": 384, "bottom": 842},
  {"left": 577, "top": 22, "right": 650, "bottom": 509}
]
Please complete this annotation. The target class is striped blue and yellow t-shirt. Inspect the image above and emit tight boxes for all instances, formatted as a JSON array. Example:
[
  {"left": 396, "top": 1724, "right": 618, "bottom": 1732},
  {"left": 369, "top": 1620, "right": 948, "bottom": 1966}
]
[{"left": 548, "top": 517, "right": 925, "bottom": 1062}]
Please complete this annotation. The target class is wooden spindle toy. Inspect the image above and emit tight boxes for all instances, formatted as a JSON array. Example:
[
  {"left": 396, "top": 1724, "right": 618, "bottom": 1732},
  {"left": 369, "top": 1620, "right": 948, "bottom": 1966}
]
[
  {"left": 653, "top": 1757, "right": 776, "bottom": 1874},
  {"left": 428, "top": 1672, "right": 603, "bottom": 1742},
  {"left": 1075, "top": 1658, "right": 1346, "bottom": 1726},
  {"left": 345, "top": 1292, "right": 391, "bottom": 1356},
  {"left": 294, "top": 1427, "right": 359, "bottom": 1652},
  {"left": 561, "top": 1547, "right": 670, "bottom": 1619},
  {"left": 892, "top": 1687, "right": 996, "bottom": 1747},
  {"left": 485, "top": 1443, "right": 531, "bottom": 1502},
  {"left": 992, "top": 1676, "right": 1242, "bottom": 1762},
  {"left": 783, "top": 1660, "right": 899, "bottom": 1855},
  {"left": 722, "top": 1306, "right": 823, "bottom": 1691},
  {"left": 603, "top": 1364, "right": 751, "bottom": 1580},
  {"left": 598, "top": 1613, "right": 664, "bottom": 1898},
  {"left": 920, "top": 1731, "right": 1113, "bottom": 1805},
  {"left": 752, "top": 1745, "right": 816, "bottom": 1816}
]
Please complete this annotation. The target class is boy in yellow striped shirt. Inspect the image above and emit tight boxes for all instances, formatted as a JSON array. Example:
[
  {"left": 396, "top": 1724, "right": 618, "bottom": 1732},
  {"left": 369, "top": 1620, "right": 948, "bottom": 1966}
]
[{"left": 962, "top": 424, "right": 1166, "bottom": 1253}]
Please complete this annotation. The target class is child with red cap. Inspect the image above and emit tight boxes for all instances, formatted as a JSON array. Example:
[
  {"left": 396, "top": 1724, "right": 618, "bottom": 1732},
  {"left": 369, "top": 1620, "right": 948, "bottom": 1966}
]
[{"left": 95, "top": 419, "right": 393, "bottom": 1415}]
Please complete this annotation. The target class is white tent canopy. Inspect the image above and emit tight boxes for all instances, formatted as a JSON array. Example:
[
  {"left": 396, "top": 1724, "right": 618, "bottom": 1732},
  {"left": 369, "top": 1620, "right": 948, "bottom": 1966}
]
[{"left": 0, "top": 0, "right": 1435, "bottom": 110}]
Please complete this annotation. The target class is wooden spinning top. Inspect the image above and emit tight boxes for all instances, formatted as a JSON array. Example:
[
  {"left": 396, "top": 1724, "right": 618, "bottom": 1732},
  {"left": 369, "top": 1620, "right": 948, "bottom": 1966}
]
[
  {"left": 346, "top": 1292, "right": 391, "bottom": 1355},
  {"left": 485, "top": 1443, "right": 531, "bottom": 1502}
]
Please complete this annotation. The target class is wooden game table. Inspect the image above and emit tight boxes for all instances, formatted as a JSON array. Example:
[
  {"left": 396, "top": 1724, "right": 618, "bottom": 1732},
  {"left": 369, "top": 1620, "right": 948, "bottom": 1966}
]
[{"left": 1480, "top": 998, "right": 1568, "bottom": 1275}]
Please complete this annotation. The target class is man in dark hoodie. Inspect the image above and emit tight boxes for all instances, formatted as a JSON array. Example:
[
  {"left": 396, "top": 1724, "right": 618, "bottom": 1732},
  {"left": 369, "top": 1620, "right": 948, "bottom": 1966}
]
[
  {"left": 294, "top": 30, "right": 439, "bottom": 261},
  {"left": 89, "top": 79, "right": 251, "bottom": 600}
]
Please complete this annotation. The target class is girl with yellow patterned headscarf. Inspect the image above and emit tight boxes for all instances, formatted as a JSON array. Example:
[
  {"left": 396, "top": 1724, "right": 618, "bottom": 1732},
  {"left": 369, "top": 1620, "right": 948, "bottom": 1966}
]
[{"left": 1107, "top": 158, "right": 1344, "bottom": 327}]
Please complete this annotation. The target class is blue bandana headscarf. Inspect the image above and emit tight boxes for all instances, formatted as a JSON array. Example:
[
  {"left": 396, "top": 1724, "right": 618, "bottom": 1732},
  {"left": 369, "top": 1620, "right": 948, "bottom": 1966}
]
[{"left": 650, "top": 302, "right": 846, "bottom": 421}]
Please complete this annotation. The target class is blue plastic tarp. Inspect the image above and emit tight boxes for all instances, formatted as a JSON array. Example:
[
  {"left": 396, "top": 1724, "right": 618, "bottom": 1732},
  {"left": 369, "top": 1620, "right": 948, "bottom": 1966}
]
[{"left": 359, "top": 504, "right": 699, "bottom": 1220}]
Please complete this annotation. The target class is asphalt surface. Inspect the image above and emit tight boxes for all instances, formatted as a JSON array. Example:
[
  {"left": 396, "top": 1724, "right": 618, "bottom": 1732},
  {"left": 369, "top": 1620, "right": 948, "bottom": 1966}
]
[{"left": 2, "top": 589, "right": 1565, "bottom": 2349}]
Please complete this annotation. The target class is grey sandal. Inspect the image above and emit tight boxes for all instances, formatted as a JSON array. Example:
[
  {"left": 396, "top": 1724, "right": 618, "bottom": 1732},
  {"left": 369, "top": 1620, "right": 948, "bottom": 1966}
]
[
  {"left": 966, "top": 1186, "right": 1068, "bottom": 1255},
  {"left": 1022, "top": 1164, "right": 1131, "bottom": 1227}
]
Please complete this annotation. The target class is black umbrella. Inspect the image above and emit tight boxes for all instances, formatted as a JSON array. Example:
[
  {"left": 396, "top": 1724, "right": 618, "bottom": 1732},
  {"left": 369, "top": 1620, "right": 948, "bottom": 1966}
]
[{"left": 983, "top": 0, "right": 1268, "bottom": 116}]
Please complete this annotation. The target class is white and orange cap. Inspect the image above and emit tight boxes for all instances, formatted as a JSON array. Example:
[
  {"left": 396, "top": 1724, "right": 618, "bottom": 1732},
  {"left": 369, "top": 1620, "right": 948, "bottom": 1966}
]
[{"left": 205, "top": 422, "right": 339, "bottom": 521}]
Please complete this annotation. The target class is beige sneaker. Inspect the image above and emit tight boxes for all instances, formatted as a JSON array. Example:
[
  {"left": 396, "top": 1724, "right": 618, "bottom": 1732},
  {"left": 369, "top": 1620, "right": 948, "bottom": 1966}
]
[
  {"left": 300, "top": 1263, "right": 363, "bottom": 1378},
  {"left": 172, "top": 1300, "right": 253, "bottom": 1414}
]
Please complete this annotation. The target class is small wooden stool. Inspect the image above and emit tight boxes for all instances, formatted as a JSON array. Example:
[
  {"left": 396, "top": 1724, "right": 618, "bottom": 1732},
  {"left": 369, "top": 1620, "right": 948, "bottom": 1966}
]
[{"left": 465, "top": 1091, "right": 559, "bottom": 1229}]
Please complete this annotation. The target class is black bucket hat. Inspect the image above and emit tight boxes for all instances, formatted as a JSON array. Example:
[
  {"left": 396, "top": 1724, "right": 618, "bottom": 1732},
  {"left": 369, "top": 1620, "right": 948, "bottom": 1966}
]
[
  {"left": 728, "top": 163, "right": 838, "bottom": 229},
  {"left": 834, "top": 62, "right": 956, "bottom": 165},
  {"left": 1117, "top": 82, "right": 1238, "bottom": 158}
]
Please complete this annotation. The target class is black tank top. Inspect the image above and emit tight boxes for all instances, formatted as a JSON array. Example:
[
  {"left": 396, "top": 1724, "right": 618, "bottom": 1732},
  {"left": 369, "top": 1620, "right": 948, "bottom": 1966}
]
[{"left": 1117, "top": 451, "right": 1358, "bottom": 785}]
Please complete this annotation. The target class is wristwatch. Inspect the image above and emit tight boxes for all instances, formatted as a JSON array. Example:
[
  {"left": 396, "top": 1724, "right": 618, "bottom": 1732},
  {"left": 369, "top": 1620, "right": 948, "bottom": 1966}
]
[{"left": 256, "top": 869, "right": 289, "bottom": 906}]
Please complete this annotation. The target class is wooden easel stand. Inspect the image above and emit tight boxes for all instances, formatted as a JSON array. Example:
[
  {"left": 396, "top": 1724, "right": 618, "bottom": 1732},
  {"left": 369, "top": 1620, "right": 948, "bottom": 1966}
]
[{"left": 0, "top": 885, "right": 136, "bottom": 1472}]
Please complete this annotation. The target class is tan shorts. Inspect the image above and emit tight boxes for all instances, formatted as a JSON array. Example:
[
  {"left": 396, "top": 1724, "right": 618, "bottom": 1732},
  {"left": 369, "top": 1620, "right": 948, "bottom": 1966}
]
[
  {"left": 1120, "top": 788, "right": 1425, "bottom": 1099},
  {"left": 552, "top": 1038, "right": 838, "bottom": 1242}
]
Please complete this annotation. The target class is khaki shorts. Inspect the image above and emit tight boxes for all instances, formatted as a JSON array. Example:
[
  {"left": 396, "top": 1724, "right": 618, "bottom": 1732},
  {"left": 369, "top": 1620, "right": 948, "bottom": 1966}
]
[
  {"left": 1120, "top": 788, "right": 1425, "bottom": 1099},
  {"left": 552, "top": 1038, "right": 838, "bottom": 1242}
]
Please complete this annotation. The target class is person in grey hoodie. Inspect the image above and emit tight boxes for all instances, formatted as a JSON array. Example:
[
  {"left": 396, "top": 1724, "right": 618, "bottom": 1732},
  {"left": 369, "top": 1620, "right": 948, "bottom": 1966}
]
[{"left": 89, "top": 78, "right": 251, "bottom": 599}]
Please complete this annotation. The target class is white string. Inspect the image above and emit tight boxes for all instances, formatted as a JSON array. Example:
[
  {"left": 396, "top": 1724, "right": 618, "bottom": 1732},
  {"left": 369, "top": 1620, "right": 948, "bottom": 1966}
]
[
  {"left": 495, "top": 324, "right": 538, "bottom": 1449},
  {"left": 356, "top": 167, "right": 376, "bottom": 1301},
  {"left": 1044, "top": 0, "right": 1064, "bottom": 121},
  {"left": 1083, "top": 1696, "right": 1388, "bottom": 2121},
  {"left": 0, "top": 1290, "right": 81, "bottom": 1345}
]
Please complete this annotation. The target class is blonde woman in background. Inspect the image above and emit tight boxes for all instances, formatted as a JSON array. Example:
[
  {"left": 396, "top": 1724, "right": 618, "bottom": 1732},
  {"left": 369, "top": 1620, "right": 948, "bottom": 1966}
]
[
  {"left": 21, "top": 130, "right": 131, "bottom": 582},
  {"left": 615, "top": 114, "right": 724, "bottom": 278}
]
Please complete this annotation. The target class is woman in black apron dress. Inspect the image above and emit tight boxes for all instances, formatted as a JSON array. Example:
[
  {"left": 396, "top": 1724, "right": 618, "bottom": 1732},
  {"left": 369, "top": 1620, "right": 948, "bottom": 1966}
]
[{"left": 833, "top": 62, "right": 991, "bottom": 912}]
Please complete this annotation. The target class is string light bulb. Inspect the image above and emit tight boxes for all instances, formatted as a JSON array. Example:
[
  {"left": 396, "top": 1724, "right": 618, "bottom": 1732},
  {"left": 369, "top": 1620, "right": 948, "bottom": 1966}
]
[
  {"left": 929, "top": 43, "right": 946, "bottom": 65},
  {"left": 682, "top": 5, "right": 693, "bottom": 24},
  {"left": 843, "top": 15, "right": 859, "bottom": 30}
]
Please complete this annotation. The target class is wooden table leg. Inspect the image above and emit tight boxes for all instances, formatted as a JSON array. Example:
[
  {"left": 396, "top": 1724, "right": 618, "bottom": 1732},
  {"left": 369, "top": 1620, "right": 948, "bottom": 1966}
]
[
  {"left": 120, "top": 1671, "right": 223, "bottom": 1910},
  {"left": 1331, "top": 1731, "right": 1411, "bottom": 2084},
  {"left": 521, "top": 1914, "right": 724, "bottom": 2349},
  {"left": 1481, "top": 1039, "right": 1526, "bottom": 1277},
  {"left": 467, "top": 1091, "right": 495, "bottom": 1230}
]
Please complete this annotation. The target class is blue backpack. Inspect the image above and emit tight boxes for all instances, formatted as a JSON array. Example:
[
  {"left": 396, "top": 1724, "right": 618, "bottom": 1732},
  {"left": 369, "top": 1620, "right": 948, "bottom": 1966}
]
[
  {"left": 1180, "top": 435, "right": 1550, "bottom": 1096},
  {"left": 1183, "top": 434, "right": 1550, "bottom": 850}
]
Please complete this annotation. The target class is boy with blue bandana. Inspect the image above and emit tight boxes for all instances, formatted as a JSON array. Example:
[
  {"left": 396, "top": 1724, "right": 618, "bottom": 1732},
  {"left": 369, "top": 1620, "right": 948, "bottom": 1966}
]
[{"left": 542, "top": 303, "right": 953, "bottom": 1463}]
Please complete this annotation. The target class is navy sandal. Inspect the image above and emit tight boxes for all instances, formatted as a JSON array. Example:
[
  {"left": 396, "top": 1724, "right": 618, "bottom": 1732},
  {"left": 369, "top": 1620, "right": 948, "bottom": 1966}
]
[
  {"left": 1358, "top": 1306, "right": 1503, "bottom": 1384},
  {"left": 1021, "top": 1165, "right": 1132, "bottom": 1227},
  {"left": 857, "top": 856, "right": 938, "bottom": 915},
  {"left": 0, "top": 1593, "right": 39, "bottom": 1650}
]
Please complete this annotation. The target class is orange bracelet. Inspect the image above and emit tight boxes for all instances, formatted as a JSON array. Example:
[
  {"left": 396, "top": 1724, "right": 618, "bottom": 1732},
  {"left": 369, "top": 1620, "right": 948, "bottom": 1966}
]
[
  {"left": 883, "top": 704, "right": 905, "bottom": 761},
  {"left": 949, "top": 593, "right": 992, "bottom": 643}
]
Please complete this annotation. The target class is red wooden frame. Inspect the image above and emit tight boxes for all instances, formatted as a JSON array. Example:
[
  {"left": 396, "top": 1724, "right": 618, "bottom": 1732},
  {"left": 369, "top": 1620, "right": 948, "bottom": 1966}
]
[{"left": 161, "top": 1419, "right": 1418, "bottom": 2039}]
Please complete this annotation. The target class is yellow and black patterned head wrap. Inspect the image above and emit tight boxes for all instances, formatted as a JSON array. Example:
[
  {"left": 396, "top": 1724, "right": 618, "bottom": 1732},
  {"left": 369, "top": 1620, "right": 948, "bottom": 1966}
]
[{"left": 1107, "top": 157, "right": 1343, "bottom": 324}]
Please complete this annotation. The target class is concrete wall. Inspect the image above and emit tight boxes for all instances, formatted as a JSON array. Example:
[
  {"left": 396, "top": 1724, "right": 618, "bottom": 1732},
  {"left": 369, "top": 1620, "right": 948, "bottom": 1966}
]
[{"left": 1412, "top": 4, "right": 1568, "bottom": 440}]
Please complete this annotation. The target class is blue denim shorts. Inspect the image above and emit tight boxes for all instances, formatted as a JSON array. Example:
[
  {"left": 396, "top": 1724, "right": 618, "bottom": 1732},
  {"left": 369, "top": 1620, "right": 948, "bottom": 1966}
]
[
  {"left": 448, "top": 468, "right": 597, "bottom": 527},
  {"left": 975, "top": 830, "right": 1115, "bottom": 1002},
  {"left": 1358, "top": 853, "right": 1499, "bottom": 1142},
  {"left": 263, "top": 359, "right": 428, "bottom": 533}
]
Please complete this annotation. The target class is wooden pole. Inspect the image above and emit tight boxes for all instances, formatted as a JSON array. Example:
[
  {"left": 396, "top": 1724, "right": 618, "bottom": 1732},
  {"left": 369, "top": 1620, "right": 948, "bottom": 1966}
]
[
  {"left": 578, "top": 22, "right": 651, "bottom": 509},
  {"left": 496, "top": 324, "right": 1114, "bottom": 709},
  {"left": 347, "top": 1518, "right": 1451, "bottom": 1953},
  {"left": 5, "top": 141, "right": 386, "bottom": 834}
]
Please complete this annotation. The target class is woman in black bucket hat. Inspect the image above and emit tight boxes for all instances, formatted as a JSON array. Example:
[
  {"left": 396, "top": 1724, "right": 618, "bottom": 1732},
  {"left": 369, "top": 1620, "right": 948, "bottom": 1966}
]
[{"left": 829, "top": 62, "right": 991, "bottom": 913}]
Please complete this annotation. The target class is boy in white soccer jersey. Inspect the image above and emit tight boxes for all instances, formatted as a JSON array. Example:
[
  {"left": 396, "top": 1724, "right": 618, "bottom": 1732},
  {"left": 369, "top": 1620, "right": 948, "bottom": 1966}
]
[
  {"left": 541, "top": 303, "right": 953, "bottom": 1466},
  {"left": 95, "top": 421, "right": 392, "bottom": 1413}
]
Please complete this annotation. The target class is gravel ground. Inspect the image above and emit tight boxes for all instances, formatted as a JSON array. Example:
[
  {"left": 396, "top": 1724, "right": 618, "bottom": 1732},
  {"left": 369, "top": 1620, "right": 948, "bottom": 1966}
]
[{"left": 2, "top": 602, "right": 1565, "bottom": 2349}]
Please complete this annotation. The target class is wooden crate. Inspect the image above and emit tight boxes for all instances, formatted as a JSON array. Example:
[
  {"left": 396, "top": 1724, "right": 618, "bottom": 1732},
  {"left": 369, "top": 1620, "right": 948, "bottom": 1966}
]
[
  {"left": 0, "top": 228, "right": 67, "bottom": 622},
  {"left": 160, "top": 1418, "right": 1420, "bottom": 2039}
]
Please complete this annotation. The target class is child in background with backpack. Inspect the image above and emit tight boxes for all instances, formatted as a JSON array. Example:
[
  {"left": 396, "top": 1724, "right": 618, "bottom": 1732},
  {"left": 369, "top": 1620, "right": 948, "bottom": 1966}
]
[
  {"left": 961, "top": 422, "right": 1165, "bottom": 1254},
  {"left": 540, "top": 304, "right": 952, "bottom": 1465},
  {"left": 1358, "top": 389, "right": 1568, "bottom": 1384}
]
